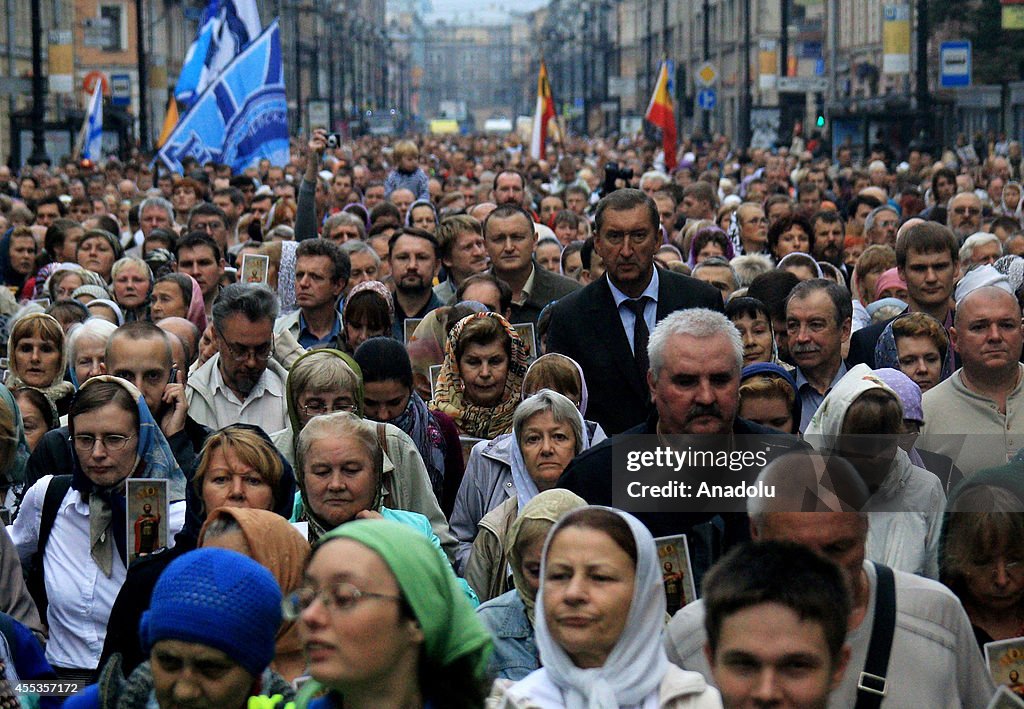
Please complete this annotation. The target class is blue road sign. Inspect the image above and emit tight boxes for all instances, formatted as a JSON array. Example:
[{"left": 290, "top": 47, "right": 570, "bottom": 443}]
[
  {"left": 940, "top": 41, "right": 971, "bottom": 88},
  {"left": 698, "top": 88, "right": 716, "bottom": 110}
]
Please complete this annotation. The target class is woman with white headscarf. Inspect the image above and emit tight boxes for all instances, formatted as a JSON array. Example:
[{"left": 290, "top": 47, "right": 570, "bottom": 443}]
[
  {"left": 804, "top": 363, "right": 946, "bottom": 578},
  {"left": 490, "top": 506, "right": 721, "bottom": 708}
]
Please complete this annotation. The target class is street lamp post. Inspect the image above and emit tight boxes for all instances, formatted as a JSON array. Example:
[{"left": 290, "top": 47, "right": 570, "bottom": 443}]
[
  {"left": 28, "top": 0, "right": 49, "bottom": 165},
  {"left": 136, "top": 0, "right": 150, "bottom": 152}
]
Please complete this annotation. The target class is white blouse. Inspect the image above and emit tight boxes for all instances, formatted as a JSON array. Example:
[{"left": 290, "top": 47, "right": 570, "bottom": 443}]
[{"left": 9, "top": 475, "right": 184, "bottom": 670}]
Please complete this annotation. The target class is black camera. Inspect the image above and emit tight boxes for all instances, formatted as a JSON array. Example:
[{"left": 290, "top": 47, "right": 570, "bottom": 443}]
[
  {"left": 326, "top": 133, "right": 342, "bottom": 149},
  {"left": 603, "top": 162, "right": 634, "bottom": 195}
]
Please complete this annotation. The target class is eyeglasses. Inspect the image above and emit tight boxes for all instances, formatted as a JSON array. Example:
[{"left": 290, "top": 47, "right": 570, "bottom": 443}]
[
  {"left": 71, "top": 433, "right": 136, "bottom": 452},
  {"left": 301, "top": 401, "right": 358, "bottom": 417},
  {"left": 952, "top": 207, "right": 981, "bottom": 216},
  {"left": 217, "top": 330, "right": 274, "bottom": 362},
  {"left": 281, "top": 582, "right": 401, "bottom": 620}
]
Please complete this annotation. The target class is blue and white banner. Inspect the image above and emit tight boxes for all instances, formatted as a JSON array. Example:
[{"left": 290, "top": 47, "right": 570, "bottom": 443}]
[
  {"left": 176, "top": 0, "right": 262, "bottom": 106},
  {"left": 81, "top": 81, "right": 103, "bottom": 161},
  {"left": 157, "top": 20, "right": 288, "bottom": 174}
]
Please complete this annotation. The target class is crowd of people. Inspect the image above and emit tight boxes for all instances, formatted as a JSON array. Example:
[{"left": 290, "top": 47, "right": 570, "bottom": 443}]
[{"left": 0, "top": 126, "right": 1021, "bottom": 707}]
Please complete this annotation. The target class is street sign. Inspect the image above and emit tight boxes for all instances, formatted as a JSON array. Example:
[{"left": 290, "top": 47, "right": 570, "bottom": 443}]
[
  {"left": 698, "top": 89, "right": 717, "bottom": 110},
  {"left": 695, "top": 61, "right": 718, "bottom": 87},
  {"left": 776, "top": 76, "right": 829, "bottom": 92},
  {"left": 110, "top": 74, "right": 131, "bottom": 107},
  {"left": 940, "top": 40, "right": 971, "bottom": 87}
]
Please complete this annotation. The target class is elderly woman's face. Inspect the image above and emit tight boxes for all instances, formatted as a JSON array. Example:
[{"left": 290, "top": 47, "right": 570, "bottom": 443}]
[
  {"left": 73, "top": 334, "right": 107, "bottom": 386},
  {"left": 14, "top": 332, "right": 61, "bottom": 387},
  {"left": 112, "top": 264, "right": 150, "bottom": 309},
  {"left": 201, "top": 444, "right": 274, "bottom": 513},
  {"left": 520, "top": 410, "right": 577, "bottom": 491},
  {"left": 150, "top": 281, "right": 188, "bottom": 321},
  {"left": 298, "top": 538, "right": 420, "bottom": 689},
  {"left": 304, "top": 434, "right": 376, "bottom": 527},
  {"left": 458, "top": 340, "right": 509, "bottom": 407},
  {"left": 410, "top": 205, "right": 436, "bottom": 232},
  {"left": 543, "top": 525, "right": 635, "bottom": 669},
  {"left": 72, "top": 402, "right": 139, "bottom": 487},
  {"left": 54, "top": 272, "right": 84, "bottom": 300},
  {"left": 296, "top": 386, "right": 358, "bottom": 429}
]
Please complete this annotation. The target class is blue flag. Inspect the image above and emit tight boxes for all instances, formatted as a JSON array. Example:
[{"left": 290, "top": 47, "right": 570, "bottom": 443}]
[
  {"left": 157, "top": 20, "right": 288, "bottom": 174},
  {"left": 176, "top": 0, "right": 262, "bottom": 106},
  {"left": 81, "top": 82, "right": 104, "bottom": 161}
]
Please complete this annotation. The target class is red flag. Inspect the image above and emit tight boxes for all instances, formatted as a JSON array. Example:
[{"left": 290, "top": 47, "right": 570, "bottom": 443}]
[
  {"left": 530, "top": 61, "right": 557, "bottom": 160},
  {"left": 645, "top": 60, "right": 678, "bottom": 171}
]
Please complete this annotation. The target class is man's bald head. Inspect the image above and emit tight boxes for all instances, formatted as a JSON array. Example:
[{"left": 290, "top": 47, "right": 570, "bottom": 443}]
[{"left": 157, "top": 316, "right": 201, "bottom": 365}]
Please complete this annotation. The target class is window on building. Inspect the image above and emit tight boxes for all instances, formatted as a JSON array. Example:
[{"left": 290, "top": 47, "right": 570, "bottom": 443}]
[{"left": 100, "top": 4, "right": 124, "bottom": 51}]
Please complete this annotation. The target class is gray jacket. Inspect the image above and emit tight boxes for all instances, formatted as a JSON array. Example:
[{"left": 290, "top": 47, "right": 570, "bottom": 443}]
[{"left": 450, "top": 433, "right": 516, "bottom": 572}]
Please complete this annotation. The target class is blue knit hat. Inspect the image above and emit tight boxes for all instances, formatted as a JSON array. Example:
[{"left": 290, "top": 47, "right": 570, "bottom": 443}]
[{"left": 139, "top": 547, "right": 282, "bottom": 676}]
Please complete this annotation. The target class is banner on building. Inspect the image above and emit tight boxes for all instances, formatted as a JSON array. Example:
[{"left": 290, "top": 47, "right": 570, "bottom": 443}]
[
  {"left": 157, "top": 20, "right": 288, "bottom": 173},
  {"left": 759, "top": 40, "right": 777, "bottom": 90},
  {"left": 882, "top": 4, "right": 911, "bottom": 74}
]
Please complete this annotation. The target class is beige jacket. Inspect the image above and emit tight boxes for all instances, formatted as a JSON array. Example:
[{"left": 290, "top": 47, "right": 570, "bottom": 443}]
[{"left": 464, "top": 496, "right": 517, "bottom": 602}]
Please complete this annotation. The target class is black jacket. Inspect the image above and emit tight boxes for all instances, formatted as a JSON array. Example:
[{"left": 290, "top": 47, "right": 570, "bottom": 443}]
[
  {"left": 556, "top": 413, "right": 804, "bottom": 589},
  {"left": 546, "top": 269, "right": 723, "bottom": 435}
]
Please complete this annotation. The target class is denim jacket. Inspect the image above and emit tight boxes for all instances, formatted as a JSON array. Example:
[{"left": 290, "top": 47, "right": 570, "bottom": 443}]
[{"left": 476, "top": 590, "right": 539, "bottom": 682}]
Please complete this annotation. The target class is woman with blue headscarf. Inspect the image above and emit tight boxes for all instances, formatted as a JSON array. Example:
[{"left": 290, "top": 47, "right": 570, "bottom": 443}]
[{"left": 8, "top": 376, "right": 187, "bottom": 681}]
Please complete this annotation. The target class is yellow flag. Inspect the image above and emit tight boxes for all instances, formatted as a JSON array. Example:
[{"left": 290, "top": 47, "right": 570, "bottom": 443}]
[{"left": 156, "top": 96, "right": 179, "bottom": 149}]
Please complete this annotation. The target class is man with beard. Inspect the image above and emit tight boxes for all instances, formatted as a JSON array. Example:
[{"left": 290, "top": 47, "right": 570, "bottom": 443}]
[
  {"left": 388, "top": 227, "right": 442, "bottom": 339},
  {"left": 786, "top": 279, "right": 851, "bottom": 432},
  {"left": 557, "top": 308, "right": 798, "bottom": 573},
  {"left": 810, "top": 210, "right": 845, "bottom": 271},
  {"left": 186, "top": 283, "right": 288, "bottom": 433}
]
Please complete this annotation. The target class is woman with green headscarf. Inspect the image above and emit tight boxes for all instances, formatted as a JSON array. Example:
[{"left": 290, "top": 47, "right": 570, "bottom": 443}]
[
  {"left": 474, "top": 489, "right": 586, "bottom": 682},
  {"left": 274, "top": 348, "right": 456, "bottom": 560},
  {"left": 288, "top": 518, "right": 493, "bottom": 709}
]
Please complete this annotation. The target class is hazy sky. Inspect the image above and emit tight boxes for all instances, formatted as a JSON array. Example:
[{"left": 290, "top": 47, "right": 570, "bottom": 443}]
[{"left": 425, "top": 0, "right": 548, "bottom": 23}]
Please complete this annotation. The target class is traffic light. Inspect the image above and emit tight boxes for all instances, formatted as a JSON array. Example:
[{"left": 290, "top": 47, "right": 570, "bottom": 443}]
[
  {"left": 816, "top": 114, "right": 825, "bottom": 128},
  {"left": 814, "top": 92, "right": 826, "bottom": 131}
]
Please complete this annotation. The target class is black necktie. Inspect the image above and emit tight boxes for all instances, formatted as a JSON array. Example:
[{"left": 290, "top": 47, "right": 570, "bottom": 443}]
[{"left": 624, "top": 297, "right": 650, "bottom": 375}]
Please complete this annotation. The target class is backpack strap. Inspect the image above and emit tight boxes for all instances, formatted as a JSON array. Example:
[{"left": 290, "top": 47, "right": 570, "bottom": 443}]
[
  {"left": 376, "top": 424, "right": 392, "bottom": 497},
  {"left": 26, "top": 474, "right": 73, "bottom": 623},
  {"left": 854, "top": 562, "right": 897, "bottom": 709}
]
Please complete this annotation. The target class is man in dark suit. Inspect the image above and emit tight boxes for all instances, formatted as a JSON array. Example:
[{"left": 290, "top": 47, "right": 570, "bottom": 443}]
[
  {"left": 546, "top": 188, "right": 723, "bottom": 434},
  {"left": 483, "top": 203, "right": 580, "bottom": 325}
]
